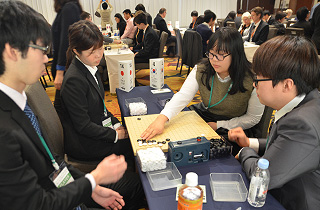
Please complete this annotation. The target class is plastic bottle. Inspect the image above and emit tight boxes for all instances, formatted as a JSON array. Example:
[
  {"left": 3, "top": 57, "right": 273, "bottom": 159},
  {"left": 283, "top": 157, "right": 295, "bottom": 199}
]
[
  {"left": 177, "top": 172, "right": 203, "bottom": 210},
  {"left": 247, "top": 158, "right": 270, "bottom": 207}
]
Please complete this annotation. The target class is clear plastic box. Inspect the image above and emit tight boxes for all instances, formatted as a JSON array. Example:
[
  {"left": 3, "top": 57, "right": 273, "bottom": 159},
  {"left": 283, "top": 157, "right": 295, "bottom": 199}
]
[
  {"left": 147, "top": 162, "right": 182, "bottom": 191},
  {"left": 210, "top": 173, "right": 248, "bottom": 202},
  {"left": 125, "top": 97, "right": 147, "bottom": 116}
]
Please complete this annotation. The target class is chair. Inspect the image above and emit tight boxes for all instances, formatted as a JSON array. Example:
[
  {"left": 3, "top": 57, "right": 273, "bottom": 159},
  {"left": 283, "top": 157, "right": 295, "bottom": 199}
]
[
  {"left": 285, "top": 27, "right": 304, "bottom": 36},
  {"left": 226, "top": 21, "right": 236, "bottom": 28},
  {"left": 217, "top": 19, "right": 224, "bottom": 28},
  {"left": 152, "top": 24, "right": 157, "bottom": 29},
  {"left": 154, "top": 29, "right": 160, "bottom": 37},
  {"left": 267, "top": 26, "right": 278, "bottom": 40},
  {"left": 174, "top": 28, "right": 183, "bottom": 71},
  {"left": 180, "top": 30, "right": 203, "bottom": 75},
  {"left": 25, "top": 81, "right": 99, "bottom": 173},
  {"left": 287, "top": 20, "right": 297, "bottom": 27},
  {"left": 135, "top": 31, "right": 168, "bottom": 70}
]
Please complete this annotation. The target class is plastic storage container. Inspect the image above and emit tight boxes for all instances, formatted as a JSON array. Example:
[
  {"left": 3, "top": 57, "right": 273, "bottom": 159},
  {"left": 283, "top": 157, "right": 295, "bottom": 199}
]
[
  {"left": 210, "top": 173, "right": 248, "bottom": 202},
  {"left": 147, "top": 162, "right": 182, "bottom": 191},
  {"left": 125, "top": 97, "right": 147, "bottom": 116}
]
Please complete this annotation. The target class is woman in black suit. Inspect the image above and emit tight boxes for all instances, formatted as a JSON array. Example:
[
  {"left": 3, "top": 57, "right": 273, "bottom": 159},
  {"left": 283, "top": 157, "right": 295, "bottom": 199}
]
[
  {"left": 60, "top": 20, "right": 133, "bottom": 163},
  {"left": 114, "top": 13, "right": 126, "bottom": 37}
]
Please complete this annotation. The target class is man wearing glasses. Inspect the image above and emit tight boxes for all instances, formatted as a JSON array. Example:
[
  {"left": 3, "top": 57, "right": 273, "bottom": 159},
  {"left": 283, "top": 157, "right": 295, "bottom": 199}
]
[{"left": 228, "top": 36, "right": 320, "bottom": 210}]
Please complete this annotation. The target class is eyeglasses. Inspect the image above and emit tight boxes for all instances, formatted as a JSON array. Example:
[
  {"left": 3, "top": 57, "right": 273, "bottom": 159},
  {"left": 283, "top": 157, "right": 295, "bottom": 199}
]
[
  {"left": 205, "top": 51, "right": 231, "bottom": 61},
  {"left": 29, "top": 44, "right": 50, "bottom": 55},
  {"left": 253, "top": 76, "right": 273, "bottom": 87}
]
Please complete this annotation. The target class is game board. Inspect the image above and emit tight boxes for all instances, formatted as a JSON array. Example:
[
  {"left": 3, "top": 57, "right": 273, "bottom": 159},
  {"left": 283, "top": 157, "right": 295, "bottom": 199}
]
[{"left": 125, "top": 110, "right": 221, "bottom": 155}]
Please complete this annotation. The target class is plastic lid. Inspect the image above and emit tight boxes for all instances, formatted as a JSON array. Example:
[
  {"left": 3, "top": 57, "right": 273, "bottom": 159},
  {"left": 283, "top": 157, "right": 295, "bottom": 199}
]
[
  {"left": 258, "top": 158, "right": 269, "bottom": 169},
  {"left": 185, "top": 172, "right": 198, "bottom": 187}
]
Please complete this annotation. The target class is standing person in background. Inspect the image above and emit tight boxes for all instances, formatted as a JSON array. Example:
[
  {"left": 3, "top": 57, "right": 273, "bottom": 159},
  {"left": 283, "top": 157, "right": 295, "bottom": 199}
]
[
  {"left": 223, "top": 11, "right": 236, "bottom": 27},
  {"left": 120, "top": 9, "right": 136, "bottom": 45},
  {"left": 52, "top": 0, "right": 82, "bottom": 115},
  {"left": 114, "top": 13, "right": 126, "bottom": 37},
  {"left": 292, "top": 7, "right": 313, "bottom": 39},
  {"left": 262, "top": 10, "right": 275, "bottom": 25},
  {"left": 235, "top": 9, "right": 244, "bottom": 29},
  {"left": 311, "top": 5, "right": 320, "bottom": 54},
  {"left": 309, "top": 0, "right": 320, "bottom": 21},
  {"left": 95, "top": 0, "right": 113, "bottom": 30},
  {"left": 246, "top": 7, "right": 269, "bottom": 45},
  {"left": 154, "top": 8, "right": 177, "bottom": 56},
  {"left": 196, "top": 10, "right": 216, "bottom": 57},
  {"left": 189, "top": 10, "right": 199, "bottom": 29}
]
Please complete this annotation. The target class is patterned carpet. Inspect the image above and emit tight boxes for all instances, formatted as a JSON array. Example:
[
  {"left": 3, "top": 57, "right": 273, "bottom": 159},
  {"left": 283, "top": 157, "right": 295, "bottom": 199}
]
[{"left": 44, "top": 55, "right": 201, "bottom": 122}]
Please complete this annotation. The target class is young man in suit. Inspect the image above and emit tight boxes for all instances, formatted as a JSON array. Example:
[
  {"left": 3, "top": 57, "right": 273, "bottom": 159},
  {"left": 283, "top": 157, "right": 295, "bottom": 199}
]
[
  {"left": 262, "top": 10, "right": 275, "bottom": 25},
  {"left": 292, "top": 6, "right": 313, "bottom": 39},
  {"left": 228, "top": 36, "right": 320, "bottom": 210},
  {"left": 246, "top": 7, "right": 269, "bottom": 45},
  {"left": 196, "top": 10, "right": 216, "bottom": 57},
  {"left": 0, "top": 1, "right": 142, "bottom": 209},
  {"left": 154, "top": 8, "right": 177, "bottom": 56},
  {"left": 130, "top": 11, "right": 160, "bottom": 63}
]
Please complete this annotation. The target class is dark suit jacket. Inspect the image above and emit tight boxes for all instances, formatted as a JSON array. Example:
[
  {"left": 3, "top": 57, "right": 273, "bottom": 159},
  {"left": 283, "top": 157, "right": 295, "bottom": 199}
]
[
  {"left": 0, "top": 91, "right": 92, "bottom": 210},
  {"left": 267, "top": 16, "right": 275, "bottom": 25},
  {"left": 272, "top": 21, "right": 286, "bottom": 35},
  {"left": 145, "top": 12, "right": 152, "bottom": 26},
  {"left": 235, "top": 16, "right": 242, "bottom": 29},
  {"left": 247, "top": 20, "right": 269, "bottom": 45},
  {"left": 292, "top": 20, "right": 313, "bottom": 39},
  {"left": 196, "top": 23, "right": 213, "bottom": 56},
  {"left": 311, "top": 5, "right": 320, "bottom": 53},
  {"left": 154, "top": 13, "right": 171, "bottom": 37},
  {"left": 60, "top": 58, "right": 120, "bottom": 161},
  {"left": 240, "top": 89, "right": 320, "bottom": 210},
  {"left": 134, "top": 25, "right": 159, "bottom": 59}
]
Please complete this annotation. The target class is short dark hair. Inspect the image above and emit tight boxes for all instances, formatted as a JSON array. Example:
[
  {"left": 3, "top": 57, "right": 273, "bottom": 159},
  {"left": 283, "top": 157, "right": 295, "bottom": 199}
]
[
  {"left": 237, "top": 9, "right": 244, "bottom": 15},
  {"left": 135, "top": 4, "right": 146, "bottom": 12},
  {"left": 191, "top": 10, "right": 198, "bottom": 17},
  {"left": 251, "top": 7, "right": 263, "bottom": 19},
  {"left": 263, "top": 10, "right": 271, "bottom": 16},
  {"left": 134, "top": 11, "right": 147, "bottom": 25},
  {"left": 80, "top": 11, "right": 91, "bottom": 20},
  {"left": 102, "top": 2, "right": 108, "bottom": 10},
  {"left": 196, "top": 15, "right": 205, "bottom": 25},
  {"left": 54, "top": 0, "right": 83, "bottom": 13},
  {"left": 275, "top": 11, "right": 286, "bottom": 21},
  {"left": 227, "top": 11, "right": 236, "bottom": 20},
  {"left": 123, "top": 9, "right": 131, "bottom": 15},
  {"left": 0, "top": 1, "right": 51, "bottom": 75},
  {"left": 202, "top": 27, "right": 252, "bottom": 95},
  {"left": 66, "top": 20, "right": 103, "bottom": 69},
  {"left": 253, "top": 36, "right": 320, "bottom": 95},
  {"left": 204, "top": 11, "right": 216, "bottom": 23},
  {"left": 159, "top": 8, "right": 166, "bottom": 14},
  {"left": 296, "top": 6, "right": 309, "bottom": 21}
]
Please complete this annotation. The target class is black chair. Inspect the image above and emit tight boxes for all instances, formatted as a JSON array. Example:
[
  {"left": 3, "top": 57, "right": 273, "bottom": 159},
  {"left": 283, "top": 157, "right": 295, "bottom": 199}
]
[
  {"left": 267, "top": 26, "right": 278, "bottom": 40},
  {"left": 174, "top": 28, "right": 183, "bottom": 71},
  {"left": 217, "top": 19, "right": 224, "bottom": 28},
  {"left": 285, "top": 27, "right": 304, "bottom": 36}
]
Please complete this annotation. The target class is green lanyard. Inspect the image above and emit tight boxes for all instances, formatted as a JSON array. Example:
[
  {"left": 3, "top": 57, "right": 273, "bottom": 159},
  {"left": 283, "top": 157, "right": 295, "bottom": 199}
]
[
  {"left": 37, "top": 134, "right": 59, "bottom": 170},
  {"left": 207, "top": 74, "right": 233, "bottom": 108}
]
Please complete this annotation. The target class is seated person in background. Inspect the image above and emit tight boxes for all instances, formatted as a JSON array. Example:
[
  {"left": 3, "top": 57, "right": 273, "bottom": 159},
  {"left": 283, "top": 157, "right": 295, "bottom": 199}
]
[
  {"left": 154, "top": 8, "right": 177, "bottom": 56},
  {"left": 95, "top": 0, "right": 113, "bottom": 30},
  {"left": 194, "top": 15, "right": 204, "bottom": 30},
  {"left": 285, "top": 8, "right": 293, "bottom": 20},
  {"left": 223, "top": 11, "right": 236, "bottom": 27},
  {"left": 135, "top": 3, "right": 152, "bottom": 26},
  {"left": 196, "top": 10, "right": 216, "bottom": 57},
  {"left": 246, "top": 7, "right": 269, "bottom": 45},
  {"left": 235, "top": 9, "right": 244, "bottom": 29},
  {"left": 262, "top": 10, "right": 275, "bottom": 25},
  {"left": 189, "top": 10, "right": 198, "bottom": 29},
  {"left": 292, "top": 6, "right": 313, "bottom": 39},
  {"left": 228, "top": 35, "right": 320, "bottom": 210},
  {"left": 0, "top": 2, "right": 144, "bottom": 209},
  {"left": 114, "top": 13, "right": 126, "bottom": 37},
  {"left": 272, "top": 11, "right": 286, "bottom": 35},
  {"left": 80, "top": 11, "right": 92, "bottom": 21},
  {"left": 120, "top": 9, "right": 136, "bottom": 45},
  {"left": 141, "top": 27, "right": 265, "bottom": 156},
  {"left": 60, "top": 21, "right": 134, "bottom": 165},
  {"left": 130, "top": 12, "right": 159, "bottom": 63},
  {"left": 239, "top": 12, "right": 252, "bottom": 40}
]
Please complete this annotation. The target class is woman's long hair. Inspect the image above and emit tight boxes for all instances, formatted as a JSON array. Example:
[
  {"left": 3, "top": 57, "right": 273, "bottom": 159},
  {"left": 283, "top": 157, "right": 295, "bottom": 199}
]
[
  {"left": 66, "top": 20, "right": 103, "bottom": 69},
  {"left": 54, "top": 0, "right": 83, "bottom": 13},
  {"left": 200, "top": 27, "right": 252, "bottom": 95},
  {"left": 114, "top": 13, "right": 126, "bottom": 23}
]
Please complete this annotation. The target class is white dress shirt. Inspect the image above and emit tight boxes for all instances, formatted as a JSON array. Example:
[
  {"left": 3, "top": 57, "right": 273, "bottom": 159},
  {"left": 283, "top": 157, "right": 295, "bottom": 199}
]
[{"left": 160, "top": 65, "right": 265, "bottom": 130}]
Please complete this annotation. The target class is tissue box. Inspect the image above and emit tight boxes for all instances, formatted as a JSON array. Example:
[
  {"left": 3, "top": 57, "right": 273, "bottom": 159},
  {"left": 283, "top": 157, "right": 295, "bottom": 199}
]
[
  {"left": 150, "top": 58, "right": 164, "bottom": 89},
  {"left": 118, "top": 60, "right": 134, "bottom": 92},
  {"left": 137, "top": 147, "right": 166, "bottom": 172}
]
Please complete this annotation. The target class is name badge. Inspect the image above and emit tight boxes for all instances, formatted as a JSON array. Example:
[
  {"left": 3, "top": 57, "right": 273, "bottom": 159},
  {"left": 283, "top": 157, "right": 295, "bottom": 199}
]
[
  {"left": 102, "top": 117, "right": 114, "bottom": 129},
  {"left": 49, "top": 161, "right": 74, "bottom": 188}
]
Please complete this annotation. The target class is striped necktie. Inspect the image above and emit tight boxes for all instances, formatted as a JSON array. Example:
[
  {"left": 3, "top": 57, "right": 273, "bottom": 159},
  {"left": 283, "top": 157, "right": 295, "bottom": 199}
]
[{"left": 24, "top": 102, "right": 42, "bottom": 136}]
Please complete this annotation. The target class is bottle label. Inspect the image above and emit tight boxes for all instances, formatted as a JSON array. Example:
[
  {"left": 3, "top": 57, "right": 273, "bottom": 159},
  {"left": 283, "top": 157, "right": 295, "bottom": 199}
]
[{"left": 178, "top": 194, "right": 203, "bottom": 210}]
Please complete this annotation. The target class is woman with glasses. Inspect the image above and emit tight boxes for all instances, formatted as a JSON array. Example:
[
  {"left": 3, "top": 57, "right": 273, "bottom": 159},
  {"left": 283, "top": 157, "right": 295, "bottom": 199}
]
[{"left": 141, "top": 27, "right": 264, "bottom": 152}]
